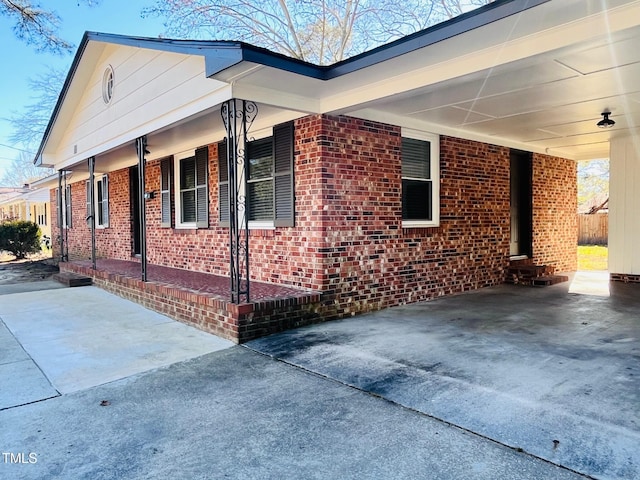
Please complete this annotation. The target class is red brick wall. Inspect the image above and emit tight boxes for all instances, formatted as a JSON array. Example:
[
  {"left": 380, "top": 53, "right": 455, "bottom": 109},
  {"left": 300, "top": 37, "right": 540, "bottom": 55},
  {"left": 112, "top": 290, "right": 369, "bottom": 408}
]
[
  {"left": 51, "top": 169, "right": 133, "bottom": 261},
  {"left": 52, "top": 114, "right": 577, "bottom": 322},
  {"left": 144, "top": 150, "right": 230, "bottom": 275},
  {"left": 532, "top": 153, "right": 578, "bottom": 272}
]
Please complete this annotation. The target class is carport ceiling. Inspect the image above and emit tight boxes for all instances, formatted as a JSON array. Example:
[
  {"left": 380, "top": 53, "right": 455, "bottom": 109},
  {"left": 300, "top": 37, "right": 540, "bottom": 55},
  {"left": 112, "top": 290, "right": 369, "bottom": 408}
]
[{"left": 343, "top": 23, "right": 640, "bottom": 161}]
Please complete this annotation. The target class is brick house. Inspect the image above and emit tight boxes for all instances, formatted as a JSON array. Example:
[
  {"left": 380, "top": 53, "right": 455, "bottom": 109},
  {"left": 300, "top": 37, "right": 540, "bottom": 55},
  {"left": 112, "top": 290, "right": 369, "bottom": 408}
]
[{"left": 33, "top": 0, "right": 640, "bottom": 342}]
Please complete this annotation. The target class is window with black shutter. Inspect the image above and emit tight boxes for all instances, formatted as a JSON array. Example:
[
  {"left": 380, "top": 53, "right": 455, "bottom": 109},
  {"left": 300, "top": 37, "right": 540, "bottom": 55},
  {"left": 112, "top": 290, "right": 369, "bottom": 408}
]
[
  {"left": 179, "top": 147, "right": 208, "bottom": 228},
  {"left": 218, "top": 121, "right": 294, "bottom": 227}
]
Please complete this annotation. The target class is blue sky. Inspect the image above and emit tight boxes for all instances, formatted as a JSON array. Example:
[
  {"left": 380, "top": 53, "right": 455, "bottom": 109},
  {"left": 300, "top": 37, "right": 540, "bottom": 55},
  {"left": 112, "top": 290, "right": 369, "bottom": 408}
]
[{"left": 0, "top": 0, "right": 167, "bottom": 181}]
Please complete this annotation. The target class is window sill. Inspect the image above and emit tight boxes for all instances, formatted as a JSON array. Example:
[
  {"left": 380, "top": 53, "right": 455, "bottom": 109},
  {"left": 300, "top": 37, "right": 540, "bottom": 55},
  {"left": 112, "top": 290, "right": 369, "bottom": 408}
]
[{"left": 402, "top": 221, "right": 440, "bottom": 229}]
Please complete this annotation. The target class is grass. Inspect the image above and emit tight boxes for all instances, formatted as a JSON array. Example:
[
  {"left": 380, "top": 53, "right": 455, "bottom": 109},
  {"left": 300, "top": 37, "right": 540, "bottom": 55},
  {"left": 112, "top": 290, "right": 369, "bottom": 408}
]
[{"left": 577, "top": 245, "right": 608, "bottom": 271}]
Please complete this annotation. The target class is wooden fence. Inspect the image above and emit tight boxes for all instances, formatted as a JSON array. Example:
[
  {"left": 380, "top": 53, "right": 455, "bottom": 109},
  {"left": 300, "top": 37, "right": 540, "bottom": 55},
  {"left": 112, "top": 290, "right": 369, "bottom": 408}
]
[{"left": 578, "top": 213, "right": 608, "bottom": 245}]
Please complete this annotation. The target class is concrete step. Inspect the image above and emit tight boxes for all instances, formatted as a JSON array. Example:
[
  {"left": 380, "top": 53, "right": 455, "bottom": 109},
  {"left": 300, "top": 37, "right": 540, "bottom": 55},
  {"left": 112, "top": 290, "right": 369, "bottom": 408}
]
[{"left": 53, "top": 272, "right": 92, "bottom": 287}]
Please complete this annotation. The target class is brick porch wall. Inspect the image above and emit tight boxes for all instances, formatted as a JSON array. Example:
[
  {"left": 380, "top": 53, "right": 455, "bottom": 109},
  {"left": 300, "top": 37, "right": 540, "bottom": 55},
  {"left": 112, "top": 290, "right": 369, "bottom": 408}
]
[{"left": 532, "top": 153, "right": 578, "bottom": 272}]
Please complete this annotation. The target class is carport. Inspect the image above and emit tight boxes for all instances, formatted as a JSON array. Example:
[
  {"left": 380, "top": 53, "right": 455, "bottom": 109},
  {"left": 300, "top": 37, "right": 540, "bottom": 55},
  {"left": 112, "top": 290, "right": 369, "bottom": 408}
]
[{"left": 248, "top": 275, "right": 640, "bottom": 480}]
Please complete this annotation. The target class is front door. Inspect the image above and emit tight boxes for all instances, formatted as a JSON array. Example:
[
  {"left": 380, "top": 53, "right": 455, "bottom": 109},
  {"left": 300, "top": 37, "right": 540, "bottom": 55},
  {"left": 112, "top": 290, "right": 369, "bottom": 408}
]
[
  {"left": 130, "top": 166, "right": 141, "bottom": 256},
  {"left": 510, "top": 150, "right": 532, "bottom": 257}
]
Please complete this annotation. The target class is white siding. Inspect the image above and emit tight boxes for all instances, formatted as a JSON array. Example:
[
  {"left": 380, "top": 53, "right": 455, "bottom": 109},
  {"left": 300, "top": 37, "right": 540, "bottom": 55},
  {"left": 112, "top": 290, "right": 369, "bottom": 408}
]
[
  {"left": 54, "top": 45, "right": 228, "bottom": 166},
  {"left": 609, "top": 136, "right": 640, "bottom": 275}
]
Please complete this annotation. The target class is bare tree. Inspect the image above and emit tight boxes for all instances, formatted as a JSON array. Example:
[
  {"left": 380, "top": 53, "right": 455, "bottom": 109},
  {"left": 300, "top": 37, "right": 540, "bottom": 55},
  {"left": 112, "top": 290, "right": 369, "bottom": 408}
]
[
  {"left": 1, "top": 66, "right": 64, "bottom": 186},
  {"left": 0, "top": 0, "right": 101, "bottom": 54},
  {"left": 0, "top": 151, "right": 53, "bottom": 186},
  {"left": 7, "top": 65, "right": 66, "bottom": 150},
  {"left": 578, "top": 159, "right": 609, "bottom": 214},
  {"left": 142, "top": 0, "right": 493, "bottom": 65}
]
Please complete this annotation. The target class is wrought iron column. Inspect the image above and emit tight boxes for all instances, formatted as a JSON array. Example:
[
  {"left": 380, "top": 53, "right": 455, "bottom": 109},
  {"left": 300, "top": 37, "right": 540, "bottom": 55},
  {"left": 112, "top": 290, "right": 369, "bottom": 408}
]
[
  {"left": 136, "top": 136, "right": 148, "bottom": 282},
  {"left": 88, "top": 156, "right": 96, "bottom": 270},
  {"left": 221, "top": 99, "right": 257, "bottom": 303}
]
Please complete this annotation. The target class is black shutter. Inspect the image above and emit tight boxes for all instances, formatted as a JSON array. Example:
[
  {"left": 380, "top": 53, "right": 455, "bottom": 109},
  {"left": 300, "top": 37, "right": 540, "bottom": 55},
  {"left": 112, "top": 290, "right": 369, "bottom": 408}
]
[
  {"left": 195, "top": 146, "right": 209, "bottom": 228},
  {"left": 273, "top": 121, "right": 294, "bottom": 227},
  {"left": 160, "top": 158, "right": 172, "bottom": 227},
  {"left": 218, "top": 141, "right": 229, "bottom": 227}
]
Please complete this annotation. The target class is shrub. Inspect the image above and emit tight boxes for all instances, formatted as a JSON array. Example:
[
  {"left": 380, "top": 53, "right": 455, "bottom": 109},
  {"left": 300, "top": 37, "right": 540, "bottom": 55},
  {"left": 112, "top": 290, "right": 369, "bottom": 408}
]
[{"left": 0, "top": 220, "right": 42, "bottom": 259}]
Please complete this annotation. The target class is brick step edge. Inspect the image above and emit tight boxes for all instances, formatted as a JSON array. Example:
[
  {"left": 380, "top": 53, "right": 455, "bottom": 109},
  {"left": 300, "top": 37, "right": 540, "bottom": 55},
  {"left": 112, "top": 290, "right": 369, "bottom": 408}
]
[{"left": 53, "top": 272, "right": 93, "bottom": 287}]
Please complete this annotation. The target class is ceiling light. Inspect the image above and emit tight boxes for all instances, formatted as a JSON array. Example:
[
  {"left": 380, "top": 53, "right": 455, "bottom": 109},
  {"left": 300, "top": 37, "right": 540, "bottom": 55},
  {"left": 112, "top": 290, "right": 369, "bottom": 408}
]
[{"left": 597, "top": 111, "right": 615, "bottom": 129}]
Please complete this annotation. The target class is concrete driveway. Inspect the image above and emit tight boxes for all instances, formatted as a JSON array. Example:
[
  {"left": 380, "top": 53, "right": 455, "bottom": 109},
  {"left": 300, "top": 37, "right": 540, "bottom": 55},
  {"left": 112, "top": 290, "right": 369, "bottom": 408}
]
[
  {"left": 0, "top": 274, "right": 637, "bottom": 479},
  {"left": 248, "top": 274, "right": 640, "bottom": 480}
]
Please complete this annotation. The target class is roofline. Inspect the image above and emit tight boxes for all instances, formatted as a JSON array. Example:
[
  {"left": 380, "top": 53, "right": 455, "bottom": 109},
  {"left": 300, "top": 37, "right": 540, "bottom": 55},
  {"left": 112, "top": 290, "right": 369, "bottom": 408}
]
[{"left": 33, "top": 0, "right": 550, "bottom": 166}]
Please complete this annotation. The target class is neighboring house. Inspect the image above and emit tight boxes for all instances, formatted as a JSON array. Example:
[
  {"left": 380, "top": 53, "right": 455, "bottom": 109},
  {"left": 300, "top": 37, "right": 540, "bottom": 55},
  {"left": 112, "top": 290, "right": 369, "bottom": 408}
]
[
  {"left": 0, "top": 186, "right": 52, "bottom": 241},
  {"left": 33, "top": 0, "right": 640, "bottom": 342}
]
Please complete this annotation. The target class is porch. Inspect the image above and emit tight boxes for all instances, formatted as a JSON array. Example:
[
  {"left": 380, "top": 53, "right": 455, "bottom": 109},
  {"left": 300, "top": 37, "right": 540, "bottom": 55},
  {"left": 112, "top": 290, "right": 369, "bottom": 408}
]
[{"left": 59, "top": 258, "right": 322, "bottom": 343}]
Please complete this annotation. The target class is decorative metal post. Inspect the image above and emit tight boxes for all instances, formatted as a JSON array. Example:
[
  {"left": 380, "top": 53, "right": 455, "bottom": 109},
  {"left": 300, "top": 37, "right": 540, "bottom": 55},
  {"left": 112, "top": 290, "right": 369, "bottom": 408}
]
[
  {"left": 88, "top": 156, "right": 96, "bottom": 270},
  {"left": 57, "top": 170, "right": 65, "bottom": 262},
  {"left": 221, "top": 99, "right": 257, "bottom": 303},
  {"left": 136, "top": 136, "right": 148, "bottom": 282}
]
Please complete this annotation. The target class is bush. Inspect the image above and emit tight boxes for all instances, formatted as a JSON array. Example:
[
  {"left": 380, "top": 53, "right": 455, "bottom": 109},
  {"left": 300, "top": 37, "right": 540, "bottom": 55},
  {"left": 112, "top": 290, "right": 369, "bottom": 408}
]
[{"left": 0, "top": 220, "right": 42, "bottom": 259}]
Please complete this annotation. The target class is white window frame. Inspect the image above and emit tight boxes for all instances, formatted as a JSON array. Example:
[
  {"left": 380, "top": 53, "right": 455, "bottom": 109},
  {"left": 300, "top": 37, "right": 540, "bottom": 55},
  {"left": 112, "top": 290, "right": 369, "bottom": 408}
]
[
  {"left": 401, "top": 129, "right": 440, "bottom": 228},
  {"left": 173, "top": 149, "right": 208, "bottom": 229},
  {"left": 86, "top": 175, "right": 109, "bottom": 228},
  {"left": 246, "top": 136, "right": 275, "bottom": 230},
  {"left": 96, "top": 175, "right": 109, "bottom": 228},
  {"left": 56, "top": 186, "right": 72, "bottom": 229}
]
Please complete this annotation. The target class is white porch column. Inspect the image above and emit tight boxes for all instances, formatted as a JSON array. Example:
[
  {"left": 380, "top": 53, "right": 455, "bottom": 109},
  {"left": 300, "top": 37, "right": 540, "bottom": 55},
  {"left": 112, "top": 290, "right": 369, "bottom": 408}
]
[{"left": 609, "top": 136, "right": 640, "bottom": 280}]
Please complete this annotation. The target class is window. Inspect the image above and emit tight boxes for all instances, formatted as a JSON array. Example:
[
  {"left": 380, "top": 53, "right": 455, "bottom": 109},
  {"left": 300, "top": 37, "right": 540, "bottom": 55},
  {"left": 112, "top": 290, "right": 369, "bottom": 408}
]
[
  {"left": 102, "top": 65, "right": 114, "bottom": 104},
  {"left": 86, "top": 175, "right": 109, "bottom": 228},
  {"left": 218, "top": 121, "right": 294, "bottom": 228},
  {"left": 176, "top": 147, "right": 208, "bottom": 228},
  {"left": 97, "top": 175, "right": 109, "bottom": 227},
  {"left": 247, "top": 138, "right": 274, "bottom": 221},
  {"left": 401, "top": 131, "right": 440, "bottom": 227},
  {"left": 60, "top": 185, "right": 72, "bottom": 229},
  {"left": 160, "top": 158, "right": 172, "bottom": 227}
]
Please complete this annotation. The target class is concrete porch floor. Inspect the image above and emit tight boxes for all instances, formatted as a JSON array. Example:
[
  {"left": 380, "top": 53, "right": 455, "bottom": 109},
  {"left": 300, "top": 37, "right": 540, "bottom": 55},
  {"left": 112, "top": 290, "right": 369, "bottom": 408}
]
[{"left": 247, "top": 273, "right": 640, "bottom": 480}]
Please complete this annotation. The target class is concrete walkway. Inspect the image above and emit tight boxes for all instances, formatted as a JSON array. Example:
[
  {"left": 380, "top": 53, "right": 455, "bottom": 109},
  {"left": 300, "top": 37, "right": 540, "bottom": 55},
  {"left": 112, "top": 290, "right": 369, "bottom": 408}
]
[
  {"left": 247, "top": 276, "right": 640, "bottom": 480},
  {"left": 0, "top": 285, "right": 232, "bottom": 409}
]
